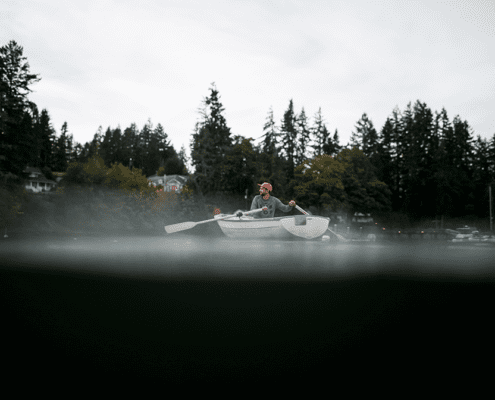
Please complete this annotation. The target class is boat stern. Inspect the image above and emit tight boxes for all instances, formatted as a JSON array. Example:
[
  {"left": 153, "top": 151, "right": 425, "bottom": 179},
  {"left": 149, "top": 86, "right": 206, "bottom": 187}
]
[{"left": 280, "top": 216, "right": 330, "bottom": 239}]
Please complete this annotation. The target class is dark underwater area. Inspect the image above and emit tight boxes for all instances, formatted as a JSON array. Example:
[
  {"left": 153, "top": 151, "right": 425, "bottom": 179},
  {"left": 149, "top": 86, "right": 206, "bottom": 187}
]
[{"left": 2, "top": 234, "right": 494, "bottom": 386}]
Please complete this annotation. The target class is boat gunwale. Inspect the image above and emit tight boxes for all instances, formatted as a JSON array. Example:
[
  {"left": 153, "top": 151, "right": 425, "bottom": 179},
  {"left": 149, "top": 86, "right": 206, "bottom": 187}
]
[{"left": 214, "top": 214, "right": 330, "bottom": 224}]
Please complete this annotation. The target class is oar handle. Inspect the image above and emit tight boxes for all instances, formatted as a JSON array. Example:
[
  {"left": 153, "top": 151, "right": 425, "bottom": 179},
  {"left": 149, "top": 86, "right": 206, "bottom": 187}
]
[{"left": 243, "top": 207, "right": 265, "bottom": 216}]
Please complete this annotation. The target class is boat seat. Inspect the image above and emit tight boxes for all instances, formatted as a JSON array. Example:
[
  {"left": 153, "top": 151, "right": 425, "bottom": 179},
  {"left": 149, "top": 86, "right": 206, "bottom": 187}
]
[{"left": 294, "top": 215, "right": 307, "bottom": 225}]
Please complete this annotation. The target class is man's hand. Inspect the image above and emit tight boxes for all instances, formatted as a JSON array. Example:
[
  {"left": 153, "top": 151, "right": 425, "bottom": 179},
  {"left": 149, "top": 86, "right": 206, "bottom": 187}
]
[
  {"left": 262, "top": 207, "right": 268, "bottom": 212},
  {"left": 289, "top": 200, "right": 296, "bottom": 207}
]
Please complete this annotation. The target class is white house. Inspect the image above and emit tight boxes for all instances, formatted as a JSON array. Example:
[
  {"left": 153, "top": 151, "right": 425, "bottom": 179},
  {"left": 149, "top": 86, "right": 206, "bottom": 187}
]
[
  {"left": 24, "top": 167, "right": 57, "bottom": 193},
  {"left": 146, "top": 174, "right": 188, "bottom": 193}
]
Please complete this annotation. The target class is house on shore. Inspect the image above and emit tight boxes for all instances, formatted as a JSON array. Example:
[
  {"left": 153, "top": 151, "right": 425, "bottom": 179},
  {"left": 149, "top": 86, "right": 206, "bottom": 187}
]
[
  {"left": 23, "top": 167, "right": 58, "bottom": 193},
  {"left": 146, "top": 173, "right": 188, "bottom": 193}
]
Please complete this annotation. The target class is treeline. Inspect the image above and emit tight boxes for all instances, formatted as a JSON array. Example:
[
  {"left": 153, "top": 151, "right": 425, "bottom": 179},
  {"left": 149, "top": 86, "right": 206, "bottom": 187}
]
[
  {"left": 2, "top": 39, "right": 495, "bottom": 226},
  {"left": 0, "top": 40, "right": 187, "bottom": 187},
  {"left": 190, "top": 83, "right": 495, "bottom": 222}
]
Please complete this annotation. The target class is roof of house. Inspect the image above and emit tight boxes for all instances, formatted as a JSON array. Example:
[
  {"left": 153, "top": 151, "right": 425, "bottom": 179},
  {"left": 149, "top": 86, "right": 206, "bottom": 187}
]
[
  {"left": 26, "top": 177, "right": 57, "bottom": 184},
  {"left": 23, "top": 166, "right": 57, "bottom": 184}
]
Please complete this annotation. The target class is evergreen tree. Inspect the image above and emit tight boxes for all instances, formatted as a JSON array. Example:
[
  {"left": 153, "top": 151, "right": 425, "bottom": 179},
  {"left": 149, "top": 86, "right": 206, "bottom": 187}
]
[
  {"left": 376, "top": 117, "right": 394, "bottom": 189},
  {"left": 414, "top": 101, "right": 438, "bottom": 218},
  {"left": 162, "top": 147, "right": 186, "bottom": 175},
  {"left": 488, "top": 132, "right": 495, "bottom": 176},
  {"left": 90, "top": 126, "right": 103, "bottom": 158},
  {"left": 23, "top": 102, "right": 40, "bottom": 168},
  {"left": 178, "top": 144, "right": 189, "bottom": 175},
  {"left": 295, "top": 107, "right": 311, "bottom": 167},
  {"left": 434, "top": 108, "right": 462, "bottom": 217},
  {"left": 222, "top": 136, "right": 257, "bottom": 195},
  {"left": 279, "top": 99, "right": 298, "bottom": 182},
  {"left": 190, "top": 83, "right": 233, "bottom": 194},
  {"left": 390, "top": 106, "right": 404, "bottom": 212},
  {"left": 109, "top": 126, "right": 122, "bottom": 166},
  {"left": 0, "top": 40, "right": 41, "bottom": 183},
  {"left": 322, "top": 129, "right": 340, "bottom": 157},
  {"left": 310, "top": 107, "right": 326, "bottom": 157},
  {"left": 292, "top": 154, "right": 347, "bottom": 215},
  {"left": 401, "top": 101, "right": 436, "bottom": 219},
  {"left": 52, "top": 122, "right": 69, "bottom": 171},
  {"left": 128, "top": 119, "right": 153, "bottom": 174},
  {"left": 471, "top": 135, "right": 491, "bottom": 217},
  {"left": 257, "top": 106, "right": 281, "bottom": 186},
  {"left": 335, "top": 147, "right": 392, "bottom": 221},
  {"left": 261, "top": 106, "right": 279, "bottom": 155},
  {"left": 37, "top": 109, "right": 56, "bottom": 170},
  {"left": 150, "top": 122, "right": 172, "bottom": 175},
  {"left": 17, "top": 109, "right": 37, "bottom": 169},
  {"left": 121, "top": 123, "right": 138, "bottom": 169},
  {"left": 73, "top": 142, "right": 84, "bottom": 163},
  {"left": 350, "top": 113, "right": 379, "bottom": 161},
  {"left": 99, "top": 126, "right": 113, "bottom": 166},
  {"left": 397, "top": 102, "right": 415, "bottom": 215},
  {"left": 452, "top": 115, "right": 475, "bottom": 215}
]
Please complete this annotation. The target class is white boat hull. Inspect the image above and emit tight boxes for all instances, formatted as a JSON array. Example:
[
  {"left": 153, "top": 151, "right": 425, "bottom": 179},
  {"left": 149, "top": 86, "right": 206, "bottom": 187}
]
[{"left": 214, "top": 214, "right": 330, "bottom": 240}]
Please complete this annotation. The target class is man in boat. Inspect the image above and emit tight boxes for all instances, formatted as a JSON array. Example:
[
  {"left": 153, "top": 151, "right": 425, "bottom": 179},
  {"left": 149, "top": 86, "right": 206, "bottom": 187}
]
[{"left": 236, "top": 182, "right": 296, "bottom": 218}]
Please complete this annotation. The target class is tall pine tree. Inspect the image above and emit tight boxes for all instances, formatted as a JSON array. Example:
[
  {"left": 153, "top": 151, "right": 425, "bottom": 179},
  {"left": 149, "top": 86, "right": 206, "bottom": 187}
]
[
  {"left": 52, "top": 122, "right": 70, "bottom": 172},
  {"left": 295, "top": 107, "right": 311, "bottom": 167},
  {"left": 310, "top": 107, "right": 327, "bottom": 157},
  {"left": 190, "top": 83, "right": 233, "bottom": 195},
  {"left": 0, "top": 40, "right": 41, "bottom": 183},
  {"left": 37, "top": 109, "right": 56, "bottom": 171},
  {"left": 279, "top": 99, "right": 298, "bottom": 182}
]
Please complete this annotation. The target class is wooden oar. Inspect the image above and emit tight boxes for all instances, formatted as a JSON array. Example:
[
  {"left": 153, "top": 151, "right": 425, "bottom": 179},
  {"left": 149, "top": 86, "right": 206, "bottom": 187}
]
[{"left": 165, "top": 207, "right": 265, "bottom": 234}]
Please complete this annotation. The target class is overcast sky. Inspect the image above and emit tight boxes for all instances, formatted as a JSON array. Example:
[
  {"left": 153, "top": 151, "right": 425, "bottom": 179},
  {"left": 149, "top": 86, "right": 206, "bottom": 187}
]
[{"left": 2, "top": 0, "right": 494, "bottom": 165}]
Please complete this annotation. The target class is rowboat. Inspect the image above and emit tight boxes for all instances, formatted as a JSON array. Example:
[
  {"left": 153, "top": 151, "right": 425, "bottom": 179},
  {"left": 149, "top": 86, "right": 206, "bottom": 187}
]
[{"left": 213, "top": 213, "right": 330, "bottom": 240}]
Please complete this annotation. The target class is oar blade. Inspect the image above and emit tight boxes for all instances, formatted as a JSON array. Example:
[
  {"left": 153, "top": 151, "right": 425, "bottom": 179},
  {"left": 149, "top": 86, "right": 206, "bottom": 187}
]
[{"left": 165, "top": 221, "right": 197, "bottom": 234}]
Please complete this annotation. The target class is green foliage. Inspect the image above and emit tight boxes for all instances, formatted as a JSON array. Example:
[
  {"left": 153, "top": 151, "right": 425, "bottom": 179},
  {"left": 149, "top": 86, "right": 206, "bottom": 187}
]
[
  {"left": 336, "top": 147, "right": 392, "bottom": 217},
  {"left": 292, "top": 154, "right": 346, "bottom": 214},
  {"left": 62, "top": 156, "right": 157, "bottom": 199},
  {"left": 222, "top": 136, "right": 257, "bottom": 195},
  {"left": 350, "top": 113, "right": 379, "bottom": 158},
  {"left": 279, "top": 99, "right": 297, "bottom": 180},
  {"left": 293, "top": 149, "right": 391, "bottom": 217},
  {"left": 261, "top": 106, "right": 279, "bottom": 155},
  {"left": 105, "top": 162, "right": 160, "bottom": 196},
  {"left": 162, "top": 150, "right": 187, "bottom": 175},
  {"left": 0, "top": 184, "right": 28, "bottom": 229},
  {"left": 0, "top": 41, "right": 41, "bottom": 181},
  {"left": 157, "top": 166, "right": 165, "bottom": 176},
  {"left": 64, "top": 161, "right": 87, "bottom": 184},
  {"left": 190, "top": 83, "right": 233, "bottom": 195},
  {"left": 82, "top": 155, "right": 107, "bottom": 186}
]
